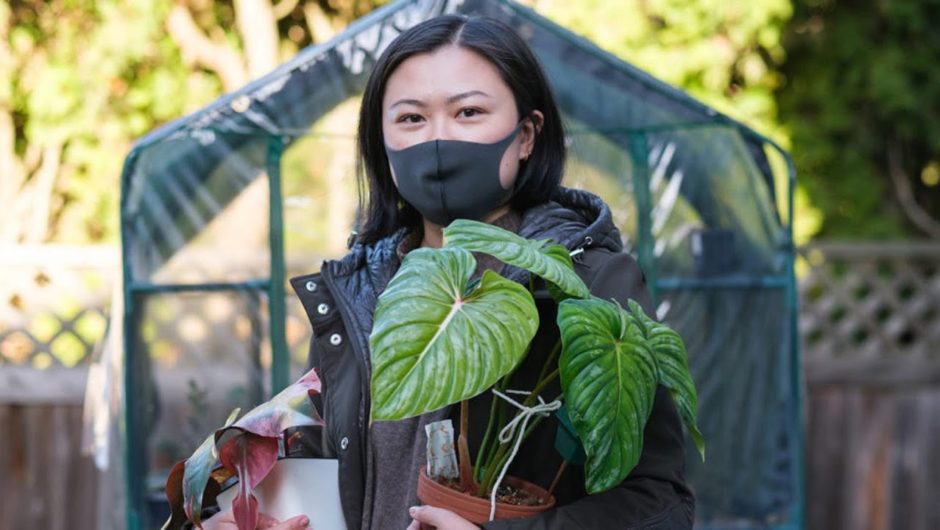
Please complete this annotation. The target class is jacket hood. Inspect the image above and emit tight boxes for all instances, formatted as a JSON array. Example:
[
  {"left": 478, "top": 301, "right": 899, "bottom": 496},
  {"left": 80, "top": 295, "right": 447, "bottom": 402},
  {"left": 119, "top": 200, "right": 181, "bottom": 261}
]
[
  {"left": 322, "top": 186, "right": 622, "bottom": 295},
  {"left": 518, "top": 187, "right": 623, "bottom": 254}
]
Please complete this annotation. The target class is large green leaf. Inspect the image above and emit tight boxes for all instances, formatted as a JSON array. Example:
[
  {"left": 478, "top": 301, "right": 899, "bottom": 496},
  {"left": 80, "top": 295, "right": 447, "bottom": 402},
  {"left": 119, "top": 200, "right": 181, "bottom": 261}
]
[
  {"left": 443, "top": 219, "right": 591, "bottom": 299},
  {"left": 626, "top": 301, "right": 705, "bottom": 460},
  {"left": 557, "top": 297, "right": 657, "bottom": 494},
  {"left": 370, "top": 246, "right": 538, "bottom": 420}
]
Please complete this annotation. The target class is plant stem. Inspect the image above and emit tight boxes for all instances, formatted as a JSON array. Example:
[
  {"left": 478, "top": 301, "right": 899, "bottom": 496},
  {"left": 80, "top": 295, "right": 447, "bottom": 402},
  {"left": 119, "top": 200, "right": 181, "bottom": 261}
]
[
  {"left": 525, "top": 368, "right": 559, "bottom": 409},
  {"left": 475, "top": 360, "right": 561, "bottom": 496},
  {"left": 473, "top": 358, "right": 525, "bottom": 484},
  {"left": 458, "top": 400, "right": 477, "bottom": 493},
  {"left": 535, "top": 340, "right": 562, "bottom": 388},
  {"left": 473, "top": 340, "right": 561, "bottom": 491},
  {"left": 479, "top": 387, "right": 509, "bottom": 483},
  {"left": 477, "top": 412, "right": 548, "bottom": 497},
  {"left": 547, "top": 460, "right": 568, "bottom": 497},
  {"left": 474, "top": 388, "right": 501, "bottom": 483}
]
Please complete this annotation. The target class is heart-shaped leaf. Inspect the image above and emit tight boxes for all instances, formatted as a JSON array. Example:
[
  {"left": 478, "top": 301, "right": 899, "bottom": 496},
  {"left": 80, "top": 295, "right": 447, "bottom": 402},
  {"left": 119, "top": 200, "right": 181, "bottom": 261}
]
[
  {"left": 218, "top": 434, "right": 278, "bottom": 530},
  {"left": 230, "top": 368, "right": 324, "bottom": 437},
  {"left": 161, "top": 461, "right": 187, "bottom": 530},
  {"left": 625, "top": 301, "right": 704, "bottom": 460},
  {"left": 443, "top": 219, "right": 591, "bottom": 299},
  {"left": 370, "top": 246, "right": 538, "bottom": 420},
  {"left": 172, "top": 368, "right": 325, "bottom": 528},
  {"left": 558, "top": 297, "right": 657, "bottom": 494}
]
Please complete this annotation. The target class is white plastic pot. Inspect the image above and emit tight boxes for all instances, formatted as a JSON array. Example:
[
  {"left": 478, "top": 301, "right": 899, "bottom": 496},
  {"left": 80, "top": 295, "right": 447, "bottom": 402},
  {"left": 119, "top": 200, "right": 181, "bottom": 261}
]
[{"left": 217, "top": 458, "right": 346, "bottom": 530}]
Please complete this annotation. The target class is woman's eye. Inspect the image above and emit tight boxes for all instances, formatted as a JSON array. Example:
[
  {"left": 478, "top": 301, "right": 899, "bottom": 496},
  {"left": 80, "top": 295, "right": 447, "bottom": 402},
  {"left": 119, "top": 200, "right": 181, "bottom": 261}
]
[
  {"left": 459, "top": 107, "right": 481, "bottom": 118},
  {"left": 397, "top": 114, "right": 423, "bottom": 124}
]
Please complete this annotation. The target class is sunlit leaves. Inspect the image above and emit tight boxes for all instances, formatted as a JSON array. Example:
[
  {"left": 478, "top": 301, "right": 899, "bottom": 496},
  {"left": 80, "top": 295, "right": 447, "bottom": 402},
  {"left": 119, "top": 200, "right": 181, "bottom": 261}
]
[
  {"left": 370, "top": 247, "right": 538, "bottom": 420},
  {"left": 443, "top": 219, "right": 590, "bottom": 299}
]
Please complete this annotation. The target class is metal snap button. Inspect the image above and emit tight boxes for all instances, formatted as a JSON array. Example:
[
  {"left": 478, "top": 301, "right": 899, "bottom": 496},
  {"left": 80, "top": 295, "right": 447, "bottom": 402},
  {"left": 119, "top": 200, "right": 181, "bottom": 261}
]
[
  {"left": 340, "top": 436, "right": 349, "bottom": 450},
  {"left": 329, "top": 333, "right": 342, "bottom": 346},
  {"left": 305, "top": 280, "right": 317, "bottom": 292},
  {"left": 317, "top": 303, "right": 329, "bottom": 315}
]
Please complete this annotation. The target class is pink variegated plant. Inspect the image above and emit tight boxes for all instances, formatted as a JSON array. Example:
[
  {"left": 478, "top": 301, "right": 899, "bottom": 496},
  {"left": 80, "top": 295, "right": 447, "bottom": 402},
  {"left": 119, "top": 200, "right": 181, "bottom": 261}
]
[{"left": 162, "top": 368, "right": 324, "bottom": 530}]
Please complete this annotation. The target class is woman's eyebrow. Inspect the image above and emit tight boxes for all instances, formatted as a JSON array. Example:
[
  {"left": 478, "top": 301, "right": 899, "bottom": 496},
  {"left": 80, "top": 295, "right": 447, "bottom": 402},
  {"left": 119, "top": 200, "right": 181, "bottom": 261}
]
[
  {"left": 388, "top": 90, "right": 490, "bottom": 111},
  {"left": 389, "top": 98, "right": 426, "bottom": 110},
  {"left": 446, "top": 90, "right": 490, "bottom": 104}
]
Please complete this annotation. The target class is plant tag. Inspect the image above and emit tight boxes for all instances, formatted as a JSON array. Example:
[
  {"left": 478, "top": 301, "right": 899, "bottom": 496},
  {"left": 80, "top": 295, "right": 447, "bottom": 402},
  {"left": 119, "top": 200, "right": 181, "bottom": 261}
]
[{"left": 425, "top": 419, "right": 459, "bottom": 480}]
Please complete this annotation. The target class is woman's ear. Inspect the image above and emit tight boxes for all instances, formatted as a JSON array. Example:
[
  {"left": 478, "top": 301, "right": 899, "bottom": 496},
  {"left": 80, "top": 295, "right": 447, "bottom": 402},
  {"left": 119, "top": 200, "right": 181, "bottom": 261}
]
[{"left": 521, "top": 110, "right": 544, "bottom": 160}]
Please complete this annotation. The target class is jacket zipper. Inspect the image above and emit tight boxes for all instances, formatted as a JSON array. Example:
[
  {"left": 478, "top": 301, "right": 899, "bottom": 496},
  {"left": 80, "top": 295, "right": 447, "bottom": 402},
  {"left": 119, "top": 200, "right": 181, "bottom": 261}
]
[{"left": 569, "top": 235, "right": 594, "bottom": 263}]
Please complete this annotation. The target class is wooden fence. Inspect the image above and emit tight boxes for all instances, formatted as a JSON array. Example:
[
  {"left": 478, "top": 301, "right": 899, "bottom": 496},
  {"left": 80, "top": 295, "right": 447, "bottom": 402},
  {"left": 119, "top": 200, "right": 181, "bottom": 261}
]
[
  {"left": 799, "top": 242, "right": 940, "bottom": 530},
  {"left": 0, "top": 370, "right": 99, "bottom": 530},
  {"left": 1, "top": 242, "right": 938, "bottom": 529},
  {"left": 0, "top": 246, "right": 114, "bottom": 530}
]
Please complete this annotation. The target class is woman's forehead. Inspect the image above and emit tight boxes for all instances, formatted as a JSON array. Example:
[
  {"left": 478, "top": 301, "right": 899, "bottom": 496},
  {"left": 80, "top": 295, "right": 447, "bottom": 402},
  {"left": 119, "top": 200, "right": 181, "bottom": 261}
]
[{"left": 383, "top": 45, "right": 511, "bottom": 106}]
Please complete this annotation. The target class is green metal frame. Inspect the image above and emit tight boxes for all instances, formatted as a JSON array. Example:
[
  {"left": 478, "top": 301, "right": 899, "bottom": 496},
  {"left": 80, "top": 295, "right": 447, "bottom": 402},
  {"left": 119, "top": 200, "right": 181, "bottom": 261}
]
[
  {"left": 617, "top": 119, "right": 803, "bottom": 530},
  {"left": 118, "top": 1, "right": 805, "bottom": 528},
  {"left": 120, "top": 138, "right": 294, "bottom": 529}
]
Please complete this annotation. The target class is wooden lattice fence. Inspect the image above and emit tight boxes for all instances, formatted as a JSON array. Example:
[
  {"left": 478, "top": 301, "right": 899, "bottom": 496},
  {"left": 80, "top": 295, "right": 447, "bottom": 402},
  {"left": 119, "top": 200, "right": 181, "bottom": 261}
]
[
  {"left": 799, "top": 241, "right": 939, "bottom": 362},
  {"left": 798, "top": 241, "right": 940, "bottom": 530},
  {"left": 0, "top": 245, "right": 116, "bottom": 369}
]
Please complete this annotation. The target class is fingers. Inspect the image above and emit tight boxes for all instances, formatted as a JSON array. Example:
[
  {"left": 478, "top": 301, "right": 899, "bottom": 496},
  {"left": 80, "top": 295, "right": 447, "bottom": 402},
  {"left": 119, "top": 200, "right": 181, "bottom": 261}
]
[
  {"left": 257, "top": 513, "right": 280, "bottom": 528},
  {"left": 195, "top": 510, "right": 308, "bottom": 530},
  {"left": 264, "top": 515, "right": 310, "bottom": 530},
  {"left": 409, "top": 506, "right": 478, "bottom": 529},
  {"left": 405, "top": 520, "right": 422, "bottom": 530},
  {"left": 201, "top": 508, "right": 235, "bottom": 530}
]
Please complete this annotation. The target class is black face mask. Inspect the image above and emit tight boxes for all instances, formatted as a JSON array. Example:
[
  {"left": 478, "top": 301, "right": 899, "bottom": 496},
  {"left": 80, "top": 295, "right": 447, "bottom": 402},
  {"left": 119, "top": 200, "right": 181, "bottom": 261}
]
[{"left": 385, "top": 121, "right": 524, "bottom": 226}]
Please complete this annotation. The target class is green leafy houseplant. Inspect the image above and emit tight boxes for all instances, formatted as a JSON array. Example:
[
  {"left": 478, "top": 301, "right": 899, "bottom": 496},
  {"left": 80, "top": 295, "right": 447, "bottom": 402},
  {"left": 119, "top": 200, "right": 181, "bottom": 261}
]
[
  {"left": 162, "top": 369, "right": 324, "bottom": 530},
  {"left": 370, "top": 220, "right": 704, "bottom": 500}
]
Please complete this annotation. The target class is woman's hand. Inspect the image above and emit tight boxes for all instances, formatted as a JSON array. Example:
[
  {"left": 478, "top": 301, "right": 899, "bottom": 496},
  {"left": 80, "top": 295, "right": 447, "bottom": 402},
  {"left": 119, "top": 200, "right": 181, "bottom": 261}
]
[
  {"left": 406, "top": 505, "right": 480, "bottom": 530},
  {"left": 201, "top": 508, "right": 310, "bottom": 530}
]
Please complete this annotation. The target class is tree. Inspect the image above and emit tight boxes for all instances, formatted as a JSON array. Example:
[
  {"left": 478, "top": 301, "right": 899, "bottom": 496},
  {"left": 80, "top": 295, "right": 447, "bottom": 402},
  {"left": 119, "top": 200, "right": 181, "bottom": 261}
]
[
  {"left": 526, "top": 0, "right": 823, "bottom": 243},
  {"left": 778, "top": 0, "right": 940, "bottom": 239},
  {"left": 1, "top": 0, "right": 384, "bottom": 246},
  {"left": 1, "top": 0, "right": 222, "bottom": 244},
  {"left": 530, "top": 0, "right": 791, "bottom": 144}
]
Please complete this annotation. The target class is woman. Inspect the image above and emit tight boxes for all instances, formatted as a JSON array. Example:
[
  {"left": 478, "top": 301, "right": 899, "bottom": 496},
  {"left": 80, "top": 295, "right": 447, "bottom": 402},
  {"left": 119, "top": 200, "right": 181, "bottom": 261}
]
[{"left": 208, "top": 14, "right": 693, "bottom": 530}]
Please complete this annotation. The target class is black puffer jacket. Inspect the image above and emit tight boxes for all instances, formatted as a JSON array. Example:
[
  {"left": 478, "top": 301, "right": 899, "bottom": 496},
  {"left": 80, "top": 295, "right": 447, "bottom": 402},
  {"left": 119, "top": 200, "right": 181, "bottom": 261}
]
[{"left": 290, "top": 188, "right": 694, "bottom": 529}]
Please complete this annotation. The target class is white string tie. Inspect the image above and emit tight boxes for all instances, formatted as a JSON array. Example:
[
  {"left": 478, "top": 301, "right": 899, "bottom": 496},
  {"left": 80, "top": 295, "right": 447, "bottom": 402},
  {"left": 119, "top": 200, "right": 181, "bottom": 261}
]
[{"left": 488, "top": 389, "right": 561, "bottom": 521}]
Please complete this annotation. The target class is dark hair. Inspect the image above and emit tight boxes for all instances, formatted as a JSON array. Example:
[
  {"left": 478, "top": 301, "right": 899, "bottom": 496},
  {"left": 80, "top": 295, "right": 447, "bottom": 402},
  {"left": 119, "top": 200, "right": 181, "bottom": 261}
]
[{"left": 355, "top": 14, "right": 566, "bottom": 244}]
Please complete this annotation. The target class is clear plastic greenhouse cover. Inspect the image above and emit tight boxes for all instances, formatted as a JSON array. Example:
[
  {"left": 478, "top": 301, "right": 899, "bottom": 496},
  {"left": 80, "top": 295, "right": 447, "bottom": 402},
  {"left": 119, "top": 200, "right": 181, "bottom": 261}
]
[{"left": 120, "top": 0, "right": 802, "bottom": 529}]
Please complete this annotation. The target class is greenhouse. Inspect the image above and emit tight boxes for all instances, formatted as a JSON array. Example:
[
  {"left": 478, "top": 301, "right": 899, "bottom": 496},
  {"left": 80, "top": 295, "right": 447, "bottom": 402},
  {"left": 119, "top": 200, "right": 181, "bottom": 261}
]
[{"left": 119, "top": 0, "right": 802, "bottom": 528}]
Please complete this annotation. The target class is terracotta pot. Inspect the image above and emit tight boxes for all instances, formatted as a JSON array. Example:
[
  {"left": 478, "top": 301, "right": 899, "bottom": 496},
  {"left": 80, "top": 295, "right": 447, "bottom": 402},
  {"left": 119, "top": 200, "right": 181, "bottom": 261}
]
[{"left": 416, "top": 467, "right": 555, "bottom": 524}]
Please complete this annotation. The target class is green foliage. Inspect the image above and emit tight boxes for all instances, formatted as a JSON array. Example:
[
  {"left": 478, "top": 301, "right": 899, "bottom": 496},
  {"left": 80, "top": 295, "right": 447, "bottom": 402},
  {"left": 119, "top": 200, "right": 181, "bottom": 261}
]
[
  {"left": 4, "top": 0, "right": 222, "bottom": 243},
  {"left": 532, "top": 0, "right": 830, "bottom": 243},
  {"left": 535, "top": 0, "right": 792, "bottom": 144},
  {"left": 556, "top": 296, "right": 702, "bottom": 493},
  {"left": 370, "top": 222, "right": 702, "bottom": 496},
  {"left": 15, "top": 0, "right": 923, "bottom": 244},
  {"left": 4, "top": 0, "right": 385, "bottom": 245},
  {"left": 369, "top": 246, "right": 539, "bottom": 420},
  {"left": 556, "top": 297, "right": 658, "bottom": 493},
  {"left": 777, "top": 0, "right": 940, "bottom": 238},
  {"left": 443, "top": 219, "right": 591, "bottom": 299}
]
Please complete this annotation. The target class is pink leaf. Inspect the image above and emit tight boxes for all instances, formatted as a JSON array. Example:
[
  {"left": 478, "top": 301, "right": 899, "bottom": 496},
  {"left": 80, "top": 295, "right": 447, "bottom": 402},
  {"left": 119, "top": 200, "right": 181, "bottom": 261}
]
[
  {"left": 232, "top": 444, "right": 260, "bottom": 530},
  {"left": 220, "top": 434, "right": 278, "bottom": 530},
  {"left": 172, "top": 368, "right": 324, "bottom": 527},
  {"left": 231, "top": 368, "right": 324, "bottom": 438}
]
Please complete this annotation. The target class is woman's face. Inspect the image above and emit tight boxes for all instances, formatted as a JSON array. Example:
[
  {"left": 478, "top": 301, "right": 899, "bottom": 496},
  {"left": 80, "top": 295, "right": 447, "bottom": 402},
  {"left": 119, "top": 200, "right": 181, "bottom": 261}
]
[{"left": 382, "top": 45, "right": 541, "bottom": 191}]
